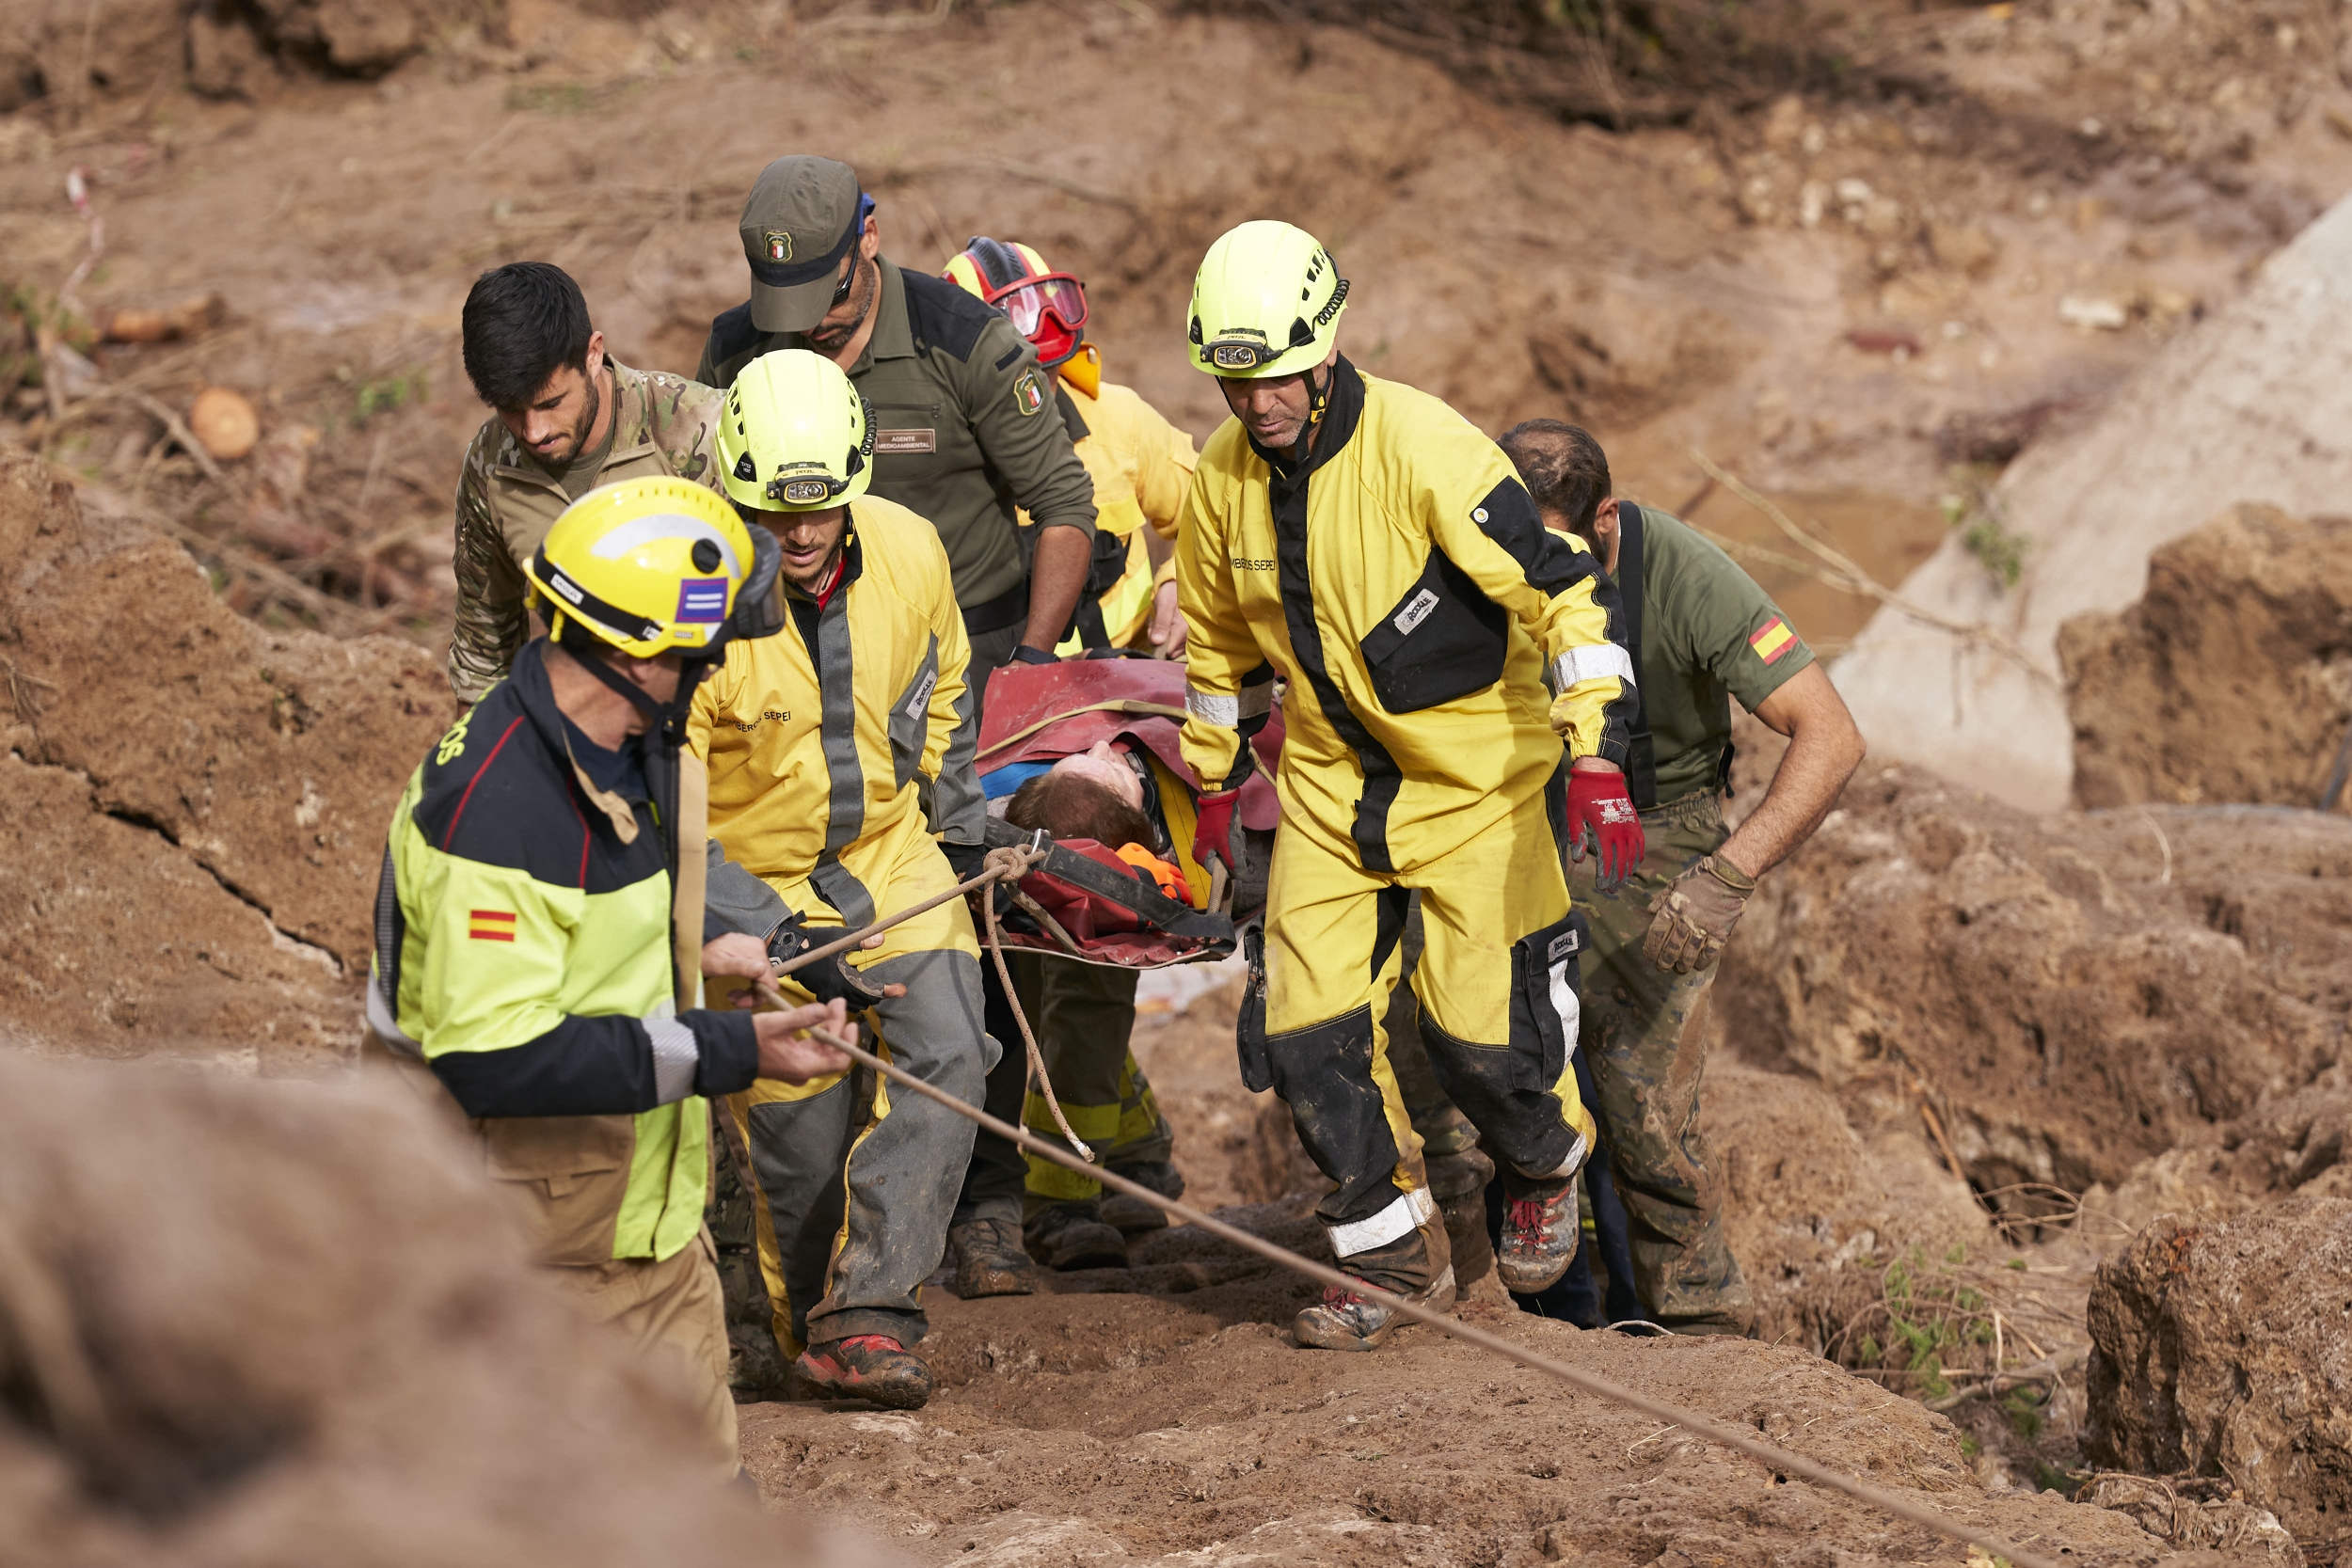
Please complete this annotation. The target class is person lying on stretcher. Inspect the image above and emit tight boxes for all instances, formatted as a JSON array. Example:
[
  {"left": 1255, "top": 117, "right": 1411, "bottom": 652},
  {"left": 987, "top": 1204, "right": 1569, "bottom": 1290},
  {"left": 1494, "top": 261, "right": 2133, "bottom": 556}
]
[{"left": 1002, "top": 741, "right": 1192, "bottom": 905}]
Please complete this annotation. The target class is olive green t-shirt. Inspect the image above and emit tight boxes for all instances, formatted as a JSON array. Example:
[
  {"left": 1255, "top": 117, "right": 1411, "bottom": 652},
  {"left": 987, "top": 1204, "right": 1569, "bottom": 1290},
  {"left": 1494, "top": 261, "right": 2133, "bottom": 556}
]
[
  {"left": 1622, "top": 506, "right": 1815, "bottom": 803},
  {"left": 551, "top": 418, "right": 617, "bottom": 502}
]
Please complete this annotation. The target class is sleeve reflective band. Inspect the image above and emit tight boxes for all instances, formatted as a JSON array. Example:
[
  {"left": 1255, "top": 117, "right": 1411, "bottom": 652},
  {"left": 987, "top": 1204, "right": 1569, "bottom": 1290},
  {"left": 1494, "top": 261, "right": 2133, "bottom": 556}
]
[
  {"left": 1325, "top": 1184, "right": 1437, "bottom": 1259},
  {"left": 647, "top": 1014, "right": 700, "bottom": 1104},
  {"left": 1550, "top": 643, "right": 1636, "bottom": 690},
  {"left": 1237, "top": 681, "right": 1274, "bottom": 720},
  {"left": 365, "top": 976, "right": 423, "bottom": 1060},
  {"left": 1186, "top": 686, "right": 1239, "bottom": 726}
]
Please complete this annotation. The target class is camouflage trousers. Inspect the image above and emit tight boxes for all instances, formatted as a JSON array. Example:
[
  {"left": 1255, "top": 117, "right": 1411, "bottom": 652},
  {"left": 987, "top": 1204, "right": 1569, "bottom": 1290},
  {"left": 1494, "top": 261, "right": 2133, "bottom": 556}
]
[
  {"left": 1391, "top": 788, "right": 1751, "bottom": 1334},
  {"left": 1563, "top": 788, "right": 1750, "bottom": 1334}
]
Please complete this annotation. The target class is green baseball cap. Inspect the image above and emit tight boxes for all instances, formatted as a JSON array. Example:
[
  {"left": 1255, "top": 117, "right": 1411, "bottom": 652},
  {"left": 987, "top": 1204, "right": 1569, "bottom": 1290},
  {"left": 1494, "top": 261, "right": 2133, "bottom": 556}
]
[{"left": 738, "top": 156, "right": 866, "bottom": 334}]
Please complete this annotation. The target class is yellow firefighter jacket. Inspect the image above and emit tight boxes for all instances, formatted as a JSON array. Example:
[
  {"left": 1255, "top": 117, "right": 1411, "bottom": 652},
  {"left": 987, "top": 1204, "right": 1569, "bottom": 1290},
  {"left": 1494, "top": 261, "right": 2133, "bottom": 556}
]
[
  {"left": 688, "top": 496, "right": 984, "bottom": 932},
  {"left": 1176, "top": 357, "right": 1636, "bottom": 877},
  {"left": 1040, "top": 349, "right": 1198, "bottom": 653}
]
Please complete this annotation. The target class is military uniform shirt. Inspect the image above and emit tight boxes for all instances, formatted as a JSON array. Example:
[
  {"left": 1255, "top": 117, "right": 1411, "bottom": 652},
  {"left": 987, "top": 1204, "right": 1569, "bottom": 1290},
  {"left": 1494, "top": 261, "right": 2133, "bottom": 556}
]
[
  {"left": 698, "top": 257, "right": 1097, "bottom": 622},
  {"left": 1627, "top": 509, "right": 1815, "bottom": 802},
  {"left": 447, "top": 360, "right": 725, "bottom": 701}
]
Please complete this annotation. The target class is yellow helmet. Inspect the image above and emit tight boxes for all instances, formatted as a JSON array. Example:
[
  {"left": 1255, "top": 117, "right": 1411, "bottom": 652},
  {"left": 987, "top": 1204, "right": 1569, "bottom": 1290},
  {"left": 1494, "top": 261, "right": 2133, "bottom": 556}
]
[
  {"left": 718, "top": 348, "right": 875, "bottom": 513},
  {"left": 524, "top": 474, "right": 782, "bottom": 659},
  {"left": 1187, "top": 220, "right": 1348, "bottom": 379}
]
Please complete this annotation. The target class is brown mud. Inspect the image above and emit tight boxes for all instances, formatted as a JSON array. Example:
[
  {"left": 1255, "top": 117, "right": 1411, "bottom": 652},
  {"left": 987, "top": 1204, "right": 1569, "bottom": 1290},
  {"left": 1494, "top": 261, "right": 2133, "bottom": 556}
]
[{"left": 8, "top": 1, "right": 2352, "bottom": 1561}]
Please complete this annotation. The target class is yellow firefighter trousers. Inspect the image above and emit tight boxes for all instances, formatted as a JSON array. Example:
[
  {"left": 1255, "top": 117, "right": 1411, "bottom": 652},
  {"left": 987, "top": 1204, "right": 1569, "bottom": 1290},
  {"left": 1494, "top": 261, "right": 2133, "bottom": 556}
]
[{"left": 1254, "top": 771, "right": 1596, "bottom": 1264}]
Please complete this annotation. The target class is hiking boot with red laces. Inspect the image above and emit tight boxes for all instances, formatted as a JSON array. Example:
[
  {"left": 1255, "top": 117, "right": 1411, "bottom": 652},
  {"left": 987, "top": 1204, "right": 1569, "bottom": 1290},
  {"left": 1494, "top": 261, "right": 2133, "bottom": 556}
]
[
  {"left": 793, "top": 1335, "right": 933, "bottom": 1409},
  {"left": 1497, "top": 1172, "right": 1581, "bottom": 1295},
  {"left": 1293, "top": 1264, "right": 1458, "bottom": 1353}
]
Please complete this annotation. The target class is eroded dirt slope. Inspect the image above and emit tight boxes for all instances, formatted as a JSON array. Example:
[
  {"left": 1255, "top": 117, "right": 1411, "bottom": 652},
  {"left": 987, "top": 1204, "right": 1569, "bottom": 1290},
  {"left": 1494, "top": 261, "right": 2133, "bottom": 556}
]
[
  {"left": 0, "top": 445, "right": 451, "bottom": 1063},
  {"left": 1715, "top": 761, "right": 2352, "bottom": 1210},
  {"left": 2061, "top": 504, "right": 2352, "bottom": 813}
]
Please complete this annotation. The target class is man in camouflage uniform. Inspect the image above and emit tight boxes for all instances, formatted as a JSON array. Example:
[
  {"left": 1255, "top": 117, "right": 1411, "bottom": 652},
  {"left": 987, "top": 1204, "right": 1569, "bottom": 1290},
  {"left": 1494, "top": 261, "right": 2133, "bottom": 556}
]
[
  {"left": 447, "top": 261, "right": 727, "bottom": 702},
  {"left": 1482, "top": 420, "right": 1867, "bottom": 1334},
  {"left": 444, "top": 261, "right": 786, "bottom": 1397}
]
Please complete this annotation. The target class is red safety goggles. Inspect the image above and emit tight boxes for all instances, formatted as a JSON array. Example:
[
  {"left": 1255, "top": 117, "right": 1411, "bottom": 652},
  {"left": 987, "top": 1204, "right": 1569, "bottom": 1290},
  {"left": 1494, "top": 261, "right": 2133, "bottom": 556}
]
[{"left": 985, "top": 272, "right": 1089, "bottom": 367}]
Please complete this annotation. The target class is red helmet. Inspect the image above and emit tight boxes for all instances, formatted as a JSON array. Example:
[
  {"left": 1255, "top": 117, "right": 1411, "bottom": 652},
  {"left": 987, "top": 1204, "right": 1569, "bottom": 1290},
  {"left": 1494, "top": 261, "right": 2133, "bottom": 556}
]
[{"left": 942, "top": 237, "right": 1089, "bottom": 369}]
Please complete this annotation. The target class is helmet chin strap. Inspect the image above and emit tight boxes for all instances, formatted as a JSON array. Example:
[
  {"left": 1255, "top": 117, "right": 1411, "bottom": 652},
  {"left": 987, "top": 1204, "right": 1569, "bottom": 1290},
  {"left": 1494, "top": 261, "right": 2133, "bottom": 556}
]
[
  {"left": 1283, "top": 362, "right": 1333, "bottom": 467},
  {"left": 560, "top": 623, "right": 717, "bottom": 748}
]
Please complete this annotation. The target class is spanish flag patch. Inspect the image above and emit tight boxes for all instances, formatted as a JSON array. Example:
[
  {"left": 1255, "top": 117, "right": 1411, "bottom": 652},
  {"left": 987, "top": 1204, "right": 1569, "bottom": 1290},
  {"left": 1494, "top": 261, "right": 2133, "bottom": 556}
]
[
  {"left": 1749, "top": 617, "right": 1797, "bottom": 665},
  {"left": 469, "top": 909, "right": 516, "bottom": 942}
]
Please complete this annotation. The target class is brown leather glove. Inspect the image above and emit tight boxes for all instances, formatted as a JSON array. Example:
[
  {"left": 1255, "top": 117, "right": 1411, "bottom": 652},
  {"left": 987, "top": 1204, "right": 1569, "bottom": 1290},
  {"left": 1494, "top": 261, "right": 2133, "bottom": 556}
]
[{"left": 1642, "top": 854, "right": 1759, "bottom": 974}]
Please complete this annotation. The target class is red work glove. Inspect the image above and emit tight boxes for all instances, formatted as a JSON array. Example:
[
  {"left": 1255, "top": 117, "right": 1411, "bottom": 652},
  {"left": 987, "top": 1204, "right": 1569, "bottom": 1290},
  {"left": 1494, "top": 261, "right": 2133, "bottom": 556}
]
[
  {"left": 1563, "top": 765, "right": 1645, "bottom": 895},
  {"left": 1193, "top": 789, "right": 1240, "bottom": 868}
]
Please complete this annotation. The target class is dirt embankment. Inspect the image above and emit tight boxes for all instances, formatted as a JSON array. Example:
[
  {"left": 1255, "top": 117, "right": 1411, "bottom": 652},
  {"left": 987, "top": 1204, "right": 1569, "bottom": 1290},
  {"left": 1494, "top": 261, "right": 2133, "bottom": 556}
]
[
  {"left": 2061, "top": 504, "right": 2352, "bottom": 812},
  {"left": 0, "top": 445, "right": 450, "bottom": 1065},
  {"left": 1714, "top": 761, "right": 2352, "bottom": 1213}
]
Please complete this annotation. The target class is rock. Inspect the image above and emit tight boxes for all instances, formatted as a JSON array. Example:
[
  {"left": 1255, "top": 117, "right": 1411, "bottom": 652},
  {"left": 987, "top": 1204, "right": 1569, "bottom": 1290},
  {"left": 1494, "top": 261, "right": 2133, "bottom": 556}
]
[
  {"left": 2058, "top": 293, "right": 2130, "bottom": 331},
  {"left": 0, "top": 1050, "right": 856, "bottom": 1566},
  {"left": 2086, "top": 1196, "right": 2352, "bottom": 1543},
  {"left": 2060, "top": 505, "right": 2352, "bottom": 810},
  {"left": 1759, "top": 93, "right": 1806, "bottom": 151},
  {"left": 1929, "top": 219, "right": 2002, "bottom": 278},
  {"left": 185, "top": 0, "right": 276, "bottom": 97},
  {"left": 1711, "top": 762, "right": 2352, "bottom": 1206},
  {"left": 187, "top": 386, "right": 259, "bottom": 460},
  {"left": 1833, "top": 190, "right": 2352, "bottom": 810}
]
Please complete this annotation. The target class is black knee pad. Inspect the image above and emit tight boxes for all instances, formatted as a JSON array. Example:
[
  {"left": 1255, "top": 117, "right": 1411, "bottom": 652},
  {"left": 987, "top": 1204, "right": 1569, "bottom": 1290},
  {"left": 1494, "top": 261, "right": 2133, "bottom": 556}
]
[{"left": 1421, "top": 909, "right": 1588, "bottom": 1178}]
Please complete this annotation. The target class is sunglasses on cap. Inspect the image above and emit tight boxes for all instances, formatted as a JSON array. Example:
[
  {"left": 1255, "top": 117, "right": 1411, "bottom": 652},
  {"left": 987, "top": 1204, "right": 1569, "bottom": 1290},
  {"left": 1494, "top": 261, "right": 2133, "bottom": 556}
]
[{"left": 825, "top": 193, "right": 879, "bottom": 308}]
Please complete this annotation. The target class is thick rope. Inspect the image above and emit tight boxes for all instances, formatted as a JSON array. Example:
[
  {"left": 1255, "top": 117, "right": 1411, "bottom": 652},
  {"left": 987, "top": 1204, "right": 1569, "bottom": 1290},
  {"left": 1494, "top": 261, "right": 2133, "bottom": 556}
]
[
  {"left": 770, "top": 847, "right": 1047, "bottom": 979},
  {"left": 800, "top": 1020, "right": 2068, "bottom": 1568},
  {"left": 977, "top": 846, "right": 1093, "bottom": 1163}
]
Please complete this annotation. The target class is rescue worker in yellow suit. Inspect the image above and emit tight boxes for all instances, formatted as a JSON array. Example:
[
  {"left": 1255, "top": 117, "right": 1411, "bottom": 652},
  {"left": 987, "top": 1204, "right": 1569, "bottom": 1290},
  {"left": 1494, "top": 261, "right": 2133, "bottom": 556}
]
[
  {"left": 1176, "top": 221, "right": 1648, "bottom": 1351},
  {"left": 937, "top": 237, "right": 1200, "bottom": 1286},
  {"left": 688, "top": 348, "right": 996, "bottom": 1411}
]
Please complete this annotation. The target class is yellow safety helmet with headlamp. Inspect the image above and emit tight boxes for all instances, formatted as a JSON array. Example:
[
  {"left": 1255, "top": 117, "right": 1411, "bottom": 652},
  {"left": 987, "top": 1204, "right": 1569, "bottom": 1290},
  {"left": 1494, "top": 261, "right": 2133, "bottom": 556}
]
[
  {"left": 716, "top": 347, "right": 878, "bottom": 514},
  {"left": 1186, "top": 219, "right": 1349, "bottom": 380}
]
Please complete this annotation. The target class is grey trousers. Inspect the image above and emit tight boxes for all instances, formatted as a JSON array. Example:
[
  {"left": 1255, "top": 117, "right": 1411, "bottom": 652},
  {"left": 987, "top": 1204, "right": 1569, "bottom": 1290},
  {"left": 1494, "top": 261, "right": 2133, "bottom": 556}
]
[{"left": 743, "top": 945, "right": 994, "bottom": 1350}]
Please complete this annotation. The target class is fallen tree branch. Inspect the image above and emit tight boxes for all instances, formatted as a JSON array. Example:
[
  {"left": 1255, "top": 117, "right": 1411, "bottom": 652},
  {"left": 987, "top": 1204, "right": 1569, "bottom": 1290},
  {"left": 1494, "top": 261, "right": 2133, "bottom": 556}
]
[{"left": 139, "top": 508, "right": 366, "bottom": 634}]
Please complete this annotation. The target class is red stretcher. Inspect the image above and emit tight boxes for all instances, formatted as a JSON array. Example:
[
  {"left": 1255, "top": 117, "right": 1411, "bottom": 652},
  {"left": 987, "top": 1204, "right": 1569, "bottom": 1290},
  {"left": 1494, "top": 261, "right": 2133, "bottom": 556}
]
[{"left": 974, "top": 658, "right": 1279, "bottom": 969}]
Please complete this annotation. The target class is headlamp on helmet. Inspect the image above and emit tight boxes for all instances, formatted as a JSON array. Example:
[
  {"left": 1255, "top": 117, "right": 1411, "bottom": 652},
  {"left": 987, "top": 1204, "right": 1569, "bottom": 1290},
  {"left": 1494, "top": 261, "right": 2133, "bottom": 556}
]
[{"left": 717, "top": 348, "right": 878, "bottom": 515}]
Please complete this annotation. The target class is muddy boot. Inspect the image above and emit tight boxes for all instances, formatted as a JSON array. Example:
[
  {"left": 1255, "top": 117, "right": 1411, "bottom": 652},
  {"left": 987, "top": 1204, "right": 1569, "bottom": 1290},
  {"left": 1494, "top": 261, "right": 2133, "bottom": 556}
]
[
  {"left": 948, "top": 1214, "right": 1040, "bottom": 1298},
  {"left": 1100, "top": 1159, "right": 1184, "bottom": 1235},
  {"left": 793, "top": 1335, "right": 933, "bottom": 1410},
  {"left": 1497, "top": 1168, "right": 1581, "bottom": 1295},
  {"left": 1025, "top": 1201, "right": 1129, "bottom": 1271},
  {"left": 1294, "top": 1215, "right": 1455, "bottom": 1353},
  {"left": 1422, "top": 1142, "right": 1496, "bottom": 1284}
]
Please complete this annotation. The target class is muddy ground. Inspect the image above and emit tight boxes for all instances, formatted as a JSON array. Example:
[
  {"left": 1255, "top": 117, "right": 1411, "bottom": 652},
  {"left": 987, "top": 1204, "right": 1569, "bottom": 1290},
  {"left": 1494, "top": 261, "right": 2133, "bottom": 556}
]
[{"left": 8, "top": 0, "right": 2352, "bottom": 1561}]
